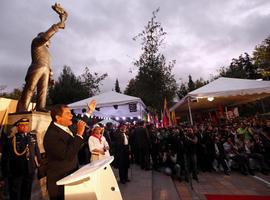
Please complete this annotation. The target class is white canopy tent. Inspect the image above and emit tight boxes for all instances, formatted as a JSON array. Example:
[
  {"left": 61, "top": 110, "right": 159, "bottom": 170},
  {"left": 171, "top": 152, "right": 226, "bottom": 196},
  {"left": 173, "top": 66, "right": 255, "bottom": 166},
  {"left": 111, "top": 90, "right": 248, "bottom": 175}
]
[
  {"left": 97, "top": 119, "right": 119, "bottom": 126},
  {"left": 68, "top": 91, "right": 146, "bottom": 118},
  {"left": 170, "top": 77, "right": 270, "bottom": 124}
]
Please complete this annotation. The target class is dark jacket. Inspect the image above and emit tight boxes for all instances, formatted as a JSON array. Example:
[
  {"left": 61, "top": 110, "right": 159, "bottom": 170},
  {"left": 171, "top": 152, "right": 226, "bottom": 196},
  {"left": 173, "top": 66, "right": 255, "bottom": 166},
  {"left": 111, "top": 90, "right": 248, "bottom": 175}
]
[
  {"left": 114, "top": 131, "right": 130, "bottom": 169},
  {"left": 1, "top": 132, "right": 41, "bottom": 177},
  {"left": 43, "top": 122, "right": 84, "bottom": 199},
  {"left": 134, "top": 126, "right": 150, "bottom": 150}
]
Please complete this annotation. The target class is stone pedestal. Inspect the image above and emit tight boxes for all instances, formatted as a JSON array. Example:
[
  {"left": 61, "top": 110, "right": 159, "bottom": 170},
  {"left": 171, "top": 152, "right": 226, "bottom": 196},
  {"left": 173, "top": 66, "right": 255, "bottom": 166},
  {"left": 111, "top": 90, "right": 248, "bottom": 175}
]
[{"left": 8, "top": 111, "right": 51, "bottom": 153}]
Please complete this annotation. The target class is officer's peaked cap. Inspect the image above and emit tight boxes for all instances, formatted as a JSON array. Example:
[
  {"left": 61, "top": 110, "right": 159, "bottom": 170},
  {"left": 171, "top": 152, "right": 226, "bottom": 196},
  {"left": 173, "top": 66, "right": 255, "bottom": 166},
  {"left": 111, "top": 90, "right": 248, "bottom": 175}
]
[{"left": 14, "top": 118, "right": 29, "bottom": 126}]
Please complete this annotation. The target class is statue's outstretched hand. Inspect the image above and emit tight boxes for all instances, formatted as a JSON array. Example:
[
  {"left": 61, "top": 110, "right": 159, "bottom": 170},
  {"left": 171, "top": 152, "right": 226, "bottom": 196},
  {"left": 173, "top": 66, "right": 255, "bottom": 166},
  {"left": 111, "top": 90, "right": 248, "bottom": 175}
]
[
  {"left": 52, "top": 3, "right": 67, "bottom": 16},
  {"left": 52, "top": 3, "right": 68, "bottom": 29}
]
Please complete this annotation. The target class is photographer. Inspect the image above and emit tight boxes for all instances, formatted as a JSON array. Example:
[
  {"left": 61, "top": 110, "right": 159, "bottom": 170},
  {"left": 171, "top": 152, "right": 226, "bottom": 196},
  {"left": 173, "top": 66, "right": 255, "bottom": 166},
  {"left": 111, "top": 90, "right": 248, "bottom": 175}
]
[{"left": 183, "top": 127, "right": 198, "bottom": 181}]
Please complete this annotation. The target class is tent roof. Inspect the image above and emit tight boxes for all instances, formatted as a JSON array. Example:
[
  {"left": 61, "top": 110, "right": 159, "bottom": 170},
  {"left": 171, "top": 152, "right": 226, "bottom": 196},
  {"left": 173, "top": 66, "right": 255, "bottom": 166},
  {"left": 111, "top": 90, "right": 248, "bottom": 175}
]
[
  {"left": 96, "top": 119, "right": 119, "bottom": 126},
  {"left": 189, "top": 77, "right": 270, "bottom": 97},
  {"left": 170, "top": 77, "right": 270, "bottom": 113},
  {"left": 68, "top": 91, "right": 146, "bottom": 109}
]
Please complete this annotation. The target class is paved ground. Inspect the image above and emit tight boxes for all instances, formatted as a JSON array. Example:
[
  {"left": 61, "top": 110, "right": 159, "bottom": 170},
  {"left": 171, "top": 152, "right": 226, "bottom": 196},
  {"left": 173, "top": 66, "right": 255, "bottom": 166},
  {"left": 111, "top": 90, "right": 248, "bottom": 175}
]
[
  {"left": 174, "top": 171, "right": 270, "bottom": 200},
  {"left": 2, "top": 164, "right": 270, "bottom": 200},
  {"left": 119, "top": 165, "right": 270, "bottom": 200},
  {"left": 115, "top": 165, "right": 152, "bottom": 200}
]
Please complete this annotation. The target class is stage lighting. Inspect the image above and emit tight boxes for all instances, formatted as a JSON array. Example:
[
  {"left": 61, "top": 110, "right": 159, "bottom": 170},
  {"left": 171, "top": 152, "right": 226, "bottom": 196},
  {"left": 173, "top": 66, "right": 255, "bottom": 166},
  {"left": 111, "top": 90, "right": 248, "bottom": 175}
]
[{"left": 207, "top": 97, "right": 214, "bottom": 101}]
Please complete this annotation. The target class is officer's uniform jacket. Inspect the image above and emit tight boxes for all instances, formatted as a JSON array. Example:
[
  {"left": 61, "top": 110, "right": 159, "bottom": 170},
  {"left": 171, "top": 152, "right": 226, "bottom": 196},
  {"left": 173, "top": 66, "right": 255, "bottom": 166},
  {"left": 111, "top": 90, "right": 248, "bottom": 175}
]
[{"left": 2, "top": 132, "right": 41, "bottom": 176}]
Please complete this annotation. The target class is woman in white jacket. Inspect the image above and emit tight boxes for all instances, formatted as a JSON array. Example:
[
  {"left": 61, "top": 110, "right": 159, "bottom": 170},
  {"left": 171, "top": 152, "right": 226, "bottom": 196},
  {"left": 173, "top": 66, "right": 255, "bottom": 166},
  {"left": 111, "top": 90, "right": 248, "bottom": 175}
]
[{"left": 88, "top": 124, "right": 110, "bottom": 161}]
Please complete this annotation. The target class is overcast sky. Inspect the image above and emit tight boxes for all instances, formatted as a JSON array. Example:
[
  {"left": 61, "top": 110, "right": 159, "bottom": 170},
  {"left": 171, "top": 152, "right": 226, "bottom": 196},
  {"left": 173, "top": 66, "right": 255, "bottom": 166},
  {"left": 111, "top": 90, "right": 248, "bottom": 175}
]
[{"left": 1, "top": 0, "right": 270, "bottom": 93}]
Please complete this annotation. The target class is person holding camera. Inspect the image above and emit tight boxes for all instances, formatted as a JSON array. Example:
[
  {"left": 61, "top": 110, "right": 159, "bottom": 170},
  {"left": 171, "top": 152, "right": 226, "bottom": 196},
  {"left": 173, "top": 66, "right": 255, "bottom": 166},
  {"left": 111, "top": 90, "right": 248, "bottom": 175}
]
[{"left": 183, "top": 127, "right": 199, "bottom": 182}]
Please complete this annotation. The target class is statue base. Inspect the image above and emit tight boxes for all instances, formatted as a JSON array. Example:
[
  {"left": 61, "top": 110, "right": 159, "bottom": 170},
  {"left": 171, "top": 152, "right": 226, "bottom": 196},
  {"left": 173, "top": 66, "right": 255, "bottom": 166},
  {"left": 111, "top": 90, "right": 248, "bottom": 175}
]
[{"left": 8, "top": 111, "right": 52, "bottom": 153}]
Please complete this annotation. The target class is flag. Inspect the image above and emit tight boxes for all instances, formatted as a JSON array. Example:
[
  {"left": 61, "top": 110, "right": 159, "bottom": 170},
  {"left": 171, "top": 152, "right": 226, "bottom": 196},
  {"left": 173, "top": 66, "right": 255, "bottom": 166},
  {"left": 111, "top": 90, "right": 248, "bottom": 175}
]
[
  {"left": 160, "top": 110, "right": 164, "bottom": 128},
  {"left": 171, "top": 111, "right": 177, "bottom": 126},
  {"left": 163, "top": 98, "right": 171, "bottom": 128},
  {"left": 147, "top": 113, "right": 152, "bottom": 124},
  {"left": 154, "top": 114, "right": 159, "bottom": 128}
]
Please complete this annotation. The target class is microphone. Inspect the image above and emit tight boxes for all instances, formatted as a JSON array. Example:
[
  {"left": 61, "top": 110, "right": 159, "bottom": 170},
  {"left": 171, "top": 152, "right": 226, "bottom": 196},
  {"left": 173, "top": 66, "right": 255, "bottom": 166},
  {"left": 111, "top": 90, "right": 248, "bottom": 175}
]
[{"left": 72, "top": 117, "right": 90, "bottom": 129}]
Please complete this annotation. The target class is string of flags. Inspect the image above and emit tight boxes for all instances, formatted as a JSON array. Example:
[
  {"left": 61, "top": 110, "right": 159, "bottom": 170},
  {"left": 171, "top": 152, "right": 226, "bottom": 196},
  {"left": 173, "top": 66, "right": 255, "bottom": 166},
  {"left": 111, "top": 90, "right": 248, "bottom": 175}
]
[{"left": 145, "top": 98, "right": 178, "bottom": 128}]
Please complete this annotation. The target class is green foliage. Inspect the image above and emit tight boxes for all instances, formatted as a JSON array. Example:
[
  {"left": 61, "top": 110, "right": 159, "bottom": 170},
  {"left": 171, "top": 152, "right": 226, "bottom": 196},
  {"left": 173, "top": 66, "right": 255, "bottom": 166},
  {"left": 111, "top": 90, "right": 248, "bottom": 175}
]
[
  {"left": 49, "top": 66, "right": 107, "bottom": 105},
  {"left": 176, "top": 76, "right": 208, "bottom": 99},
  {"left": 125, "top": 8, "right": 177, "bottom": 111},
  {"left": 176, "top": 83, "right": 188, "bottom": 99},
  {"left": 124, "top": 78, "right": 138, "bottom": 96},
  {"left": 253, "top": 36, "right": 270, "bottom": 80},
  {"left": 218, "top": 53, "right": 259, "bottom": 79},
  {"left": 114, "top": 78, "right": 121, "bottom": 93},
  {"left": 0, "top": 87, "right": 22, "bottom": 100},
  {"left": 187, "top": 75, "right": 195, "bottom": 92},
  {"left": 80, "top": 67, "right": 108, "bottom": 96},
  {"left": 49, "top": 66, "right": 86, "bottom": 104}
]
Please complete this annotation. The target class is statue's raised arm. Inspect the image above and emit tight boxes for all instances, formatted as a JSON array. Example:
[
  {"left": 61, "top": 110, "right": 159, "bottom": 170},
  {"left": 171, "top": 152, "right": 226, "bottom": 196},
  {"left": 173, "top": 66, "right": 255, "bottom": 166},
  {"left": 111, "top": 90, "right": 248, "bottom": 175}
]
[{"left": 16, "top": 3, "right": 68, "bottom": 112}]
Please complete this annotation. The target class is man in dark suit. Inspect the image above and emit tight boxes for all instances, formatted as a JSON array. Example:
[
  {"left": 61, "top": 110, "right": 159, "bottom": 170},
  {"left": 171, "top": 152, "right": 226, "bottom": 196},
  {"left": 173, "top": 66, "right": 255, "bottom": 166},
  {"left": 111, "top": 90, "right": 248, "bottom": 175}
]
[
  {"left": 134, "top": 121, "right": 150, "bottom": 170},
  {"left": 44, "top": 104, "right": 87, "bottom": 200},
  {"left": 1, "top": 118, "right": 41, "bottom": 200},
  {"left": 114, "top": 124, "right": 130, "bottom": 184}
]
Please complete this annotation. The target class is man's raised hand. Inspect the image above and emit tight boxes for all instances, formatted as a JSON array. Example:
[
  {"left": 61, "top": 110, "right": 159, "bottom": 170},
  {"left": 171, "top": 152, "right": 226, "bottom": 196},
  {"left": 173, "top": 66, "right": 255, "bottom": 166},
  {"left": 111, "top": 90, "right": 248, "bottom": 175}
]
[{"left": 87, "top": 99, "right": 97, "bottom": 115}]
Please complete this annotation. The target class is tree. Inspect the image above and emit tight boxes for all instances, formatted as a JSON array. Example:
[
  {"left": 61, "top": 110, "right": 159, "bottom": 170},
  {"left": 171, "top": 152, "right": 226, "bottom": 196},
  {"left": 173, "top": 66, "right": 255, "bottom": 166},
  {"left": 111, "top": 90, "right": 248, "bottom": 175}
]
[
  {"left": 176, "top": 83, "right": 188, "bottom": 99},
  {"left": 253, "top": 36, "right": 270, "bottom": 80},
  {"left": 80, "top": 67, "right": 108, "bottom": 96},
  {"left": 187, "top": 75, "right": 195, "bottom": 92},
  {"left": 0, "top": 85, "right": 7, "bottom": 96},
  {"left": 49, "top": 66, "right": 87, "bottom": 104},
  {"left": 126, "top": 8, "right": 177, "bottom": 110},
  {"left": 0, "top": 87, "right": 22, "bottom": 100},
  {"left": 49, "top": 66, "right": 107, "bottom": 105},
  {"left": 176, "top": 76, "right": 207, "bottom": 99},
  {"left": 218, "top": 53, "right": 259, "bottom": 79},
  {"left": 114, "top": 78, "right": 121, "bottom": 93},
  {"left": 194, "top": 78, "right": 208, "bottom": 89},
  {"left": 124, "top": 78, "right": 138, "bottom": 96}
]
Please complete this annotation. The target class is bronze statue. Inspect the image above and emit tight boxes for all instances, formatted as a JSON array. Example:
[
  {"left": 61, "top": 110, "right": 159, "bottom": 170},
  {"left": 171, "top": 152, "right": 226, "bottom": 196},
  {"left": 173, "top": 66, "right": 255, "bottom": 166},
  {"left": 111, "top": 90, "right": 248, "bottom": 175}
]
[{"left": 16, "top": 3, "right": 68, "bottom": 112}]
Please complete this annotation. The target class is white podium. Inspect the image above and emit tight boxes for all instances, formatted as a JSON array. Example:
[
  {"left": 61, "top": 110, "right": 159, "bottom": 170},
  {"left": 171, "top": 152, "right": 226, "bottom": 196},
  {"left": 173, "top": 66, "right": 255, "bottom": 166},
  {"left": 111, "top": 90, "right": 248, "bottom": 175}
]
[{"left": 57, "top": 156, "right": 123, "bottom": 200}]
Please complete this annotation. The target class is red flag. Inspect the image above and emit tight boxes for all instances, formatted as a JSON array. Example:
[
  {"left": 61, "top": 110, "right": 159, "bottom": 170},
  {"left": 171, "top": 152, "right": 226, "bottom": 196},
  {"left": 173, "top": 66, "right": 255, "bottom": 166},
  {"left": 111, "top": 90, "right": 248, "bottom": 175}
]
[
  {"left": 160, "top": 110, "right": 164, "bottom": 128},
  {"left": 147, "top": 113, "right": 153, "bottom": 124},
  {"left": 163, "top": 98, "right": 171, "bottom": 128},
  {"left": 154, "top": 114, "right": 159, "bottom": 128}
]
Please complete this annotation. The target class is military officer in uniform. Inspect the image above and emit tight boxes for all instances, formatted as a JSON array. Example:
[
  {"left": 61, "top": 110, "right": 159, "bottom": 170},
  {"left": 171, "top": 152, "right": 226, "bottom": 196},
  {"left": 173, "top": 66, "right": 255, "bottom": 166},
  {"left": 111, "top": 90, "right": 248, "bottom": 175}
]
[{"left": 1, "top": 118, "right": 41, "bottom": 200}]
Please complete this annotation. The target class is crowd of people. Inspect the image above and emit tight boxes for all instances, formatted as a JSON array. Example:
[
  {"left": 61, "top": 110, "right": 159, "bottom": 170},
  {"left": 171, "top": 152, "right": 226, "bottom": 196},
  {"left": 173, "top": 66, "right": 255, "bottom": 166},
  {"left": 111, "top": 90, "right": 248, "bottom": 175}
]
[
  {"left": 76, "top": 114, "right": 270, "bottom": 184},
  {"left": 126, "top": 117, "right": 270, "bottom": 181},
  {"left": 0, "top": 104, "right": 270, "bottom": 199}
]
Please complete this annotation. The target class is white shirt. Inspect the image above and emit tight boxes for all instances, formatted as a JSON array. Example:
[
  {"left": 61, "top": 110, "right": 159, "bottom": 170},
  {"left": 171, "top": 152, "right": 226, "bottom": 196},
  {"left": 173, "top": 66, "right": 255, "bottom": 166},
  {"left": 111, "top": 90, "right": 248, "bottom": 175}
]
[
  {"left": 214, "top": 143, "right": 219, "bottom": 155},
  {"left": 54, "top": 122, "right": 84, "bottom": 139},
  {"left": 54, "top": 122, "right": 74, "bottom": 137},
  {"left": 123, "top": 133, "right": 128, "bottom": 145}
]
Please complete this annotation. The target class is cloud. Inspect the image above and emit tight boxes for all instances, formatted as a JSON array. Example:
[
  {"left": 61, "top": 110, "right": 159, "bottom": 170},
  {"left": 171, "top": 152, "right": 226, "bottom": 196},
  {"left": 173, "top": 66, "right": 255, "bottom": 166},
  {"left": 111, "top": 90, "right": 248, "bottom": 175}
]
[{"left": 1, "top": 0, "right": 270, "bottom": 94}]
